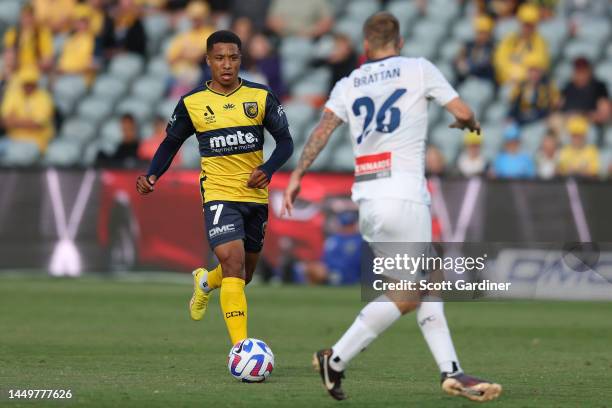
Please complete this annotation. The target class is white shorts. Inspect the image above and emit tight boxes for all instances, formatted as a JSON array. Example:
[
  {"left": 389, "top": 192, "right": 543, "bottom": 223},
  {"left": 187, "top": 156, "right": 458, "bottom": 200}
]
[
  {"left": 358, "top": 199, "right": 432, "bottom": 282},
  {"left": 358, "top": 199, "right": 432, "bottom": 243}
]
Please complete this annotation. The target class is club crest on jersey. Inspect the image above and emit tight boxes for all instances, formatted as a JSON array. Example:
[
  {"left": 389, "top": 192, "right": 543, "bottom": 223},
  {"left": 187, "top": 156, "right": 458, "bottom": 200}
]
[{"left": 243, "top": 102, "right": 258, "bottom": 118}]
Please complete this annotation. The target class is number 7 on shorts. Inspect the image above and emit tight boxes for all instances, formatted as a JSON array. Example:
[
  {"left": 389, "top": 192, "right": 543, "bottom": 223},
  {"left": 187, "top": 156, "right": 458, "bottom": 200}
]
[{"left": 209, "top": 204, "right": 224, "bottom": 225}]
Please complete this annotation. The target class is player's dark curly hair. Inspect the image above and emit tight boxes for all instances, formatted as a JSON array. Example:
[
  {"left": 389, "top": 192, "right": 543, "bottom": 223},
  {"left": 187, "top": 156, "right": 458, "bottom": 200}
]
[{"left": 206, "top": 30, "right": 242, "bottom": 52}]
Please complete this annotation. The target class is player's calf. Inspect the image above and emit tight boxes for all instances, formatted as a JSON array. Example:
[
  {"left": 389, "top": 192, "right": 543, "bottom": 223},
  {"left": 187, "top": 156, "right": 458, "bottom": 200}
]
[{"left": 215, "top": 240, "right": 248, "bottom": 344}]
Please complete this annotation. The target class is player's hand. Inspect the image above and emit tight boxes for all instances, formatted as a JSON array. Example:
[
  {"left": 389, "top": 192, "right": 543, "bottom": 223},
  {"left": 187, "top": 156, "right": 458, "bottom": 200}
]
[
  {"left": 449, "top": 119, "right": 481, "bottom": 134},
  {"left": 247, "top": 168, "right": 269, "bottom": 189},
  {"left": 281, "top": 175, "right": 301, "bottom": 217},
  {"left": 136, "top": 174, "right": 157, "bottom": 195}
]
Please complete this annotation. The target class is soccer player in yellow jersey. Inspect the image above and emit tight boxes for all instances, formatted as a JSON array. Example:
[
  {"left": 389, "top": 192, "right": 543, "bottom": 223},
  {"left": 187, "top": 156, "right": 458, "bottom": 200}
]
[{"left": 136, "top": 31, "right": 293, "bottom": 346}]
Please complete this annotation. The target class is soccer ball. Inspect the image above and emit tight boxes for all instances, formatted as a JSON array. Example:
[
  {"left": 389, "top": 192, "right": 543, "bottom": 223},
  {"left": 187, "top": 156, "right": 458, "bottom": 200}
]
[{"left": 227, "top": 338, "right": 274, "bottom": 382}]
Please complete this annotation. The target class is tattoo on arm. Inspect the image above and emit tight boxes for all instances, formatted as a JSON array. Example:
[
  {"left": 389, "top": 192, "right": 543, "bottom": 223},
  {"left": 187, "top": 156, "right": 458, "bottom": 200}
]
[{"left": 294, "top": 110, "right": 343, "bottom": 177}]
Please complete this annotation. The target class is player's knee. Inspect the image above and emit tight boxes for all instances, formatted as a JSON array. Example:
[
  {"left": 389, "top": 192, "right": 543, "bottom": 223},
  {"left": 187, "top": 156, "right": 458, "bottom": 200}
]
[
  {"left": 394, "top": 300, "right": 420, "bottom": 314},
  {"left": 217, "top": 250, "right": 245, "bottom": 278},
  {"left": 220, "top": 258, "right": 244, "bottom": 278}
]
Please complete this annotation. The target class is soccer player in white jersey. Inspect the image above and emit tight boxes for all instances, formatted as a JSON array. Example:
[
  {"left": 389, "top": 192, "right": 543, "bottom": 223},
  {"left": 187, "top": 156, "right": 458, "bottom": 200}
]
[{"left": 282, "top": 12, "right": 502, "bottom": 402}]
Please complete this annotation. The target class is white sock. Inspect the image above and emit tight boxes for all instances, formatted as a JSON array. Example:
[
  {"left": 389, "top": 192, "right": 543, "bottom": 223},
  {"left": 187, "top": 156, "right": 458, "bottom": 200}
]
[
  {"left": 417, "top": 297, "right": 461, "bottom": 373},
  {"left": 330, "top": 296, "right": 401, "bottom": 371},
  {"left": 198, "top": 269, "right": 214, "bottom": 294}
]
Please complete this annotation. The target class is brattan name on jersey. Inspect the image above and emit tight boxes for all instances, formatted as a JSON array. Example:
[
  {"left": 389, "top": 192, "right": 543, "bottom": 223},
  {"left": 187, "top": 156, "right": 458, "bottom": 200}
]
[
  {"left": 325, "top": 56, "right": 459, "bottom": 205},
  {"left": 353, "top": 67, "right": 400, "bottom": 87}
]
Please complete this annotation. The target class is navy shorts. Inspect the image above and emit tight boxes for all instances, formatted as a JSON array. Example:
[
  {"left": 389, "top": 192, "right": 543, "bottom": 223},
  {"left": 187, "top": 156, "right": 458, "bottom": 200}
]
[{"left": 204, "top": 200, "right": 268, "bottom": 252}]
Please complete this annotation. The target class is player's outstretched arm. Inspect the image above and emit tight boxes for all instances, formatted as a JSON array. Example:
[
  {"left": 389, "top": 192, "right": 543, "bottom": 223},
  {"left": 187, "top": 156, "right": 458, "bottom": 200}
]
[
  {"left": 445, "top": 97, "right": 481, "bottom": 134},
  {"left": 136, "top": 135, "right": 184, "bottom": 196},
  {"left": 281, "top": 109, "right": 343, "bottom": 216},
  {"left": 135, "top": 98, "right": 195, "bottom": 196}
]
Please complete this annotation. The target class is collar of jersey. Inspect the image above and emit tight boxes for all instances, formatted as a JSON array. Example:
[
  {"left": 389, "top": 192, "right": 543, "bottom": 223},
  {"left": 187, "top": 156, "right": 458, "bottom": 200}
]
[
  {"left": 205, "top": 78, "right": 243, "bottom": 97},
  {"left": 363, "top": 55, "right": 398, "bottom": 65}
]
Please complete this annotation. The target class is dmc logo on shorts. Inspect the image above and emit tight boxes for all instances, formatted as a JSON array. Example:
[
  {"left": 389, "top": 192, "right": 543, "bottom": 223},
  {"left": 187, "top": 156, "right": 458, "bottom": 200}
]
[
  {"left": 225, "top": 310, "right": 245, "bottom": 318},
  {"left": 209, "top": 224, "right": 236, "bottom": 238},
  {"left": 209, "top": 132, "right": 258, "bottom": 149}
]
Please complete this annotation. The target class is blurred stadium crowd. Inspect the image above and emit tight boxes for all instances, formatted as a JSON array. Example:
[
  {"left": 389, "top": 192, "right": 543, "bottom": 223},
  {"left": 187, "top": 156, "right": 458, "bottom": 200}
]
[{"left": 0, "top": 0, "right": 611, "bottom": 179}]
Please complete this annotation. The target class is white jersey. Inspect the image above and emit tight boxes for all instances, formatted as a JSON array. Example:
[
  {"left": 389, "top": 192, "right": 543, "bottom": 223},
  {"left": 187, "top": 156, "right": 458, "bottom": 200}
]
[{"left": 325, "top": 56, "right": 458, "bottom": 205}]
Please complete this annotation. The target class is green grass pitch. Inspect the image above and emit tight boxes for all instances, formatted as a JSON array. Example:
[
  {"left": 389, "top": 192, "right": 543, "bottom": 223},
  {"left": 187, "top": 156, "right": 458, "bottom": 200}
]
[{"left": 1, "top": 274, "right": 610, "bottom": 407}]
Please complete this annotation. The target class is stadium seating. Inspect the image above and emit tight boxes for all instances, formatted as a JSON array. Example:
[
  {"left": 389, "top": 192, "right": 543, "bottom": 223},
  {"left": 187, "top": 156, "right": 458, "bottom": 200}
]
[
  {"left": 413, "top": 18, "right": 448, "bottom": 49},
  {"left": 481, "top": 123, "right": 504, "bottom": 160},
  {"left": 493, "top": 18, "right": 519, "bottom": 40},
  {"left": 180, "top": 135, "right": 201, "bottom": 169},
  {"left": 280, "top": 37, "right": 314, "bottom": 63},
  {"left": 605, "top": 127, "right": 612, "bottom": 149},
  {"left": 402, "top": 40, "right": 437, "bottom": 61},
  {"left": 457, "top": 78, "right": 495, "bottom": 118},
  {"left": 452, "top": 19, "right": 474, "bottom": 42},
  {"left": 59, "top": 118, "right": 96, "bottom": 145},
  {"left": 595, "top": 60, "right": 612, "bottom": 90},
  {"left": 427, "top": 0, "right": 460, "bottom": 23},
  {"left": 0, "top": 1, "right": 21, "bottom": 27},
  {"left": 44, "top": 139, "right": 81, "bottom": 167},
  {"left": 0, "top": 0, "right": 609, "bottom": 178},
  {"left": 334, "top": 16, "right": 365, "bottom": 45},
  {"left": 156, "top": 98, "right": 177, "bottom": 121},
  {"left": 328, "top": 132, "right": 355, "bottom": 172},
  {"left": 283, "top": 102, "right": 316, "bottom": 142},
  {"left": 484, "top": 102, "right": 508, "bottom": 124},
  {"left": 539, "top": 18, "right": 569, "bottom": 59},
  {"left": 91, "top": 75, "right": 129, "bottom": 104},
  {"left": 600, "top": 148, "right": 612, "bottom": 177},
  {"left": 439, "top": 40, "right": 462, "bottom": 63},
  {"left": 0, "top": 140, "right": 40, "bottom": 166},
  {"left": 386, "top": 1, "right": 418, "bottom": 36},
  {"left": 131, "top": 75, "right": 167, "bottom": 102},
  {"left": 521, "top": 121, "right": 547, "bottom": 154},
  {"left": 143, "top": 13, "right": 171, "bottom": 55},
  {"left": 291, "top": 68, "right": 331, "bottom": 98},
  {"left": 431, "top": 124, "right": 462, "bottom": 163},
  {"left": 98, "top": 119, "right": 123, "bottom": 154},
  {"left": 147, "top": 56, "right": 170, "bottom": 78},
  {"left": 116, "top": 97, "right": 154, "bottom": 123},
  {"left": 345, "top": 0, "right": 380, "bottom": 22},
  {"left": 563, "top": 39, "right": 601, "bottom": 62},
  {"left": 428, "top": 105, "right": 443, "bottom": 129},
  {"left": 108, "top": 54, "right": 145, "bottom": 82},
  {"left": 574, "top": 18, "right": 611, "bottom": 48},
  {"left": 554, "top": 61, "right": 573, "bottom": 87},
  {"left": 81, "top": 141, "right": 102, "bottom": 166},
  {"left": 53, "top": 75, "right": 88, "bottom": 116},
  {"left": 76, "top": 97, "right": 114, "bottom": 126}
]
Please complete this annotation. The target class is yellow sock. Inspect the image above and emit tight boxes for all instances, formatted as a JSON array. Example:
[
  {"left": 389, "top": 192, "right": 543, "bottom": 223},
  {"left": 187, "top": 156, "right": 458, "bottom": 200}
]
[
  {"left": 220, "top": 277, "right": 247, "bottom": 345},
  {"left": 207, "top": 264, "right": 223, "bottom": 290}
]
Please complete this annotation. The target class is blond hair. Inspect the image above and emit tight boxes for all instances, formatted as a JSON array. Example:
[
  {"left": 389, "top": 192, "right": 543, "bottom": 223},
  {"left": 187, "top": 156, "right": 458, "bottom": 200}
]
[{"left": 363, "top": 12, "right": 401, "bottom": 49}]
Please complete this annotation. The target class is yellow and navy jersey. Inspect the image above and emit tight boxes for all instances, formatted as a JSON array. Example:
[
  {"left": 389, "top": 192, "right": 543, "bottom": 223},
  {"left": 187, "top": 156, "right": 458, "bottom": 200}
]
[{"left": 167, "top": 79, "right": 288, "bottom": 204}]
